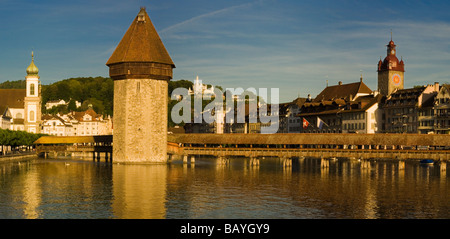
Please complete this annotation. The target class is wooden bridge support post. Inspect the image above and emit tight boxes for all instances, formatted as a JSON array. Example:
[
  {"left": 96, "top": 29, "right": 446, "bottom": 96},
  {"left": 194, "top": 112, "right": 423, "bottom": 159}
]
[
  {"left": 439, "top": 161, "right": 447, "bottom": 172},
  {"left": 182, "top": 155, "right": 195, "bottom": 164},
  {"left": 217, "top": 156, "right": 229, "bottom": 166},
  {"left": 249, "top": 157, "right": 259, "bottom": 166},
  {"left": 282, "top": 157, "right": 292, "bottom": 168},
  {"left": 320, "top": 158, "right": 329, "bottom": 168},
  {"left": 398, "top": 160, "right": 405, "bottom": 170},
  {"left": 361, "top": 159, "right": 371, "bottom": 170}
]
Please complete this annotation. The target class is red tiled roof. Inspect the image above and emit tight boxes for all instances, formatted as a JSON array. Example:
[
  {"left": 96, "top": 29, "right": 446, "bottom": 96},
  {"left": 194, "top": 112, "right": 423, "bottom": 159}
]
[
  {"left": 313, "top": 81, "right": 372, "bottom": 102},
  {"left": 0, "top": 89, "right": 26, "bottom": 108}
]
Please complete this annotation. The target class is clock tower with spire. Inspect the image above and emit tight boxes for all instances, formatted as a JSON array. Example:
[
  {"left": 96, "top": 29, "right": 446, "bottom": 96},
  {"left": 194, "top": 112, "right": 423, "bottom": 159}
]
[{"left": 377, "top": 34, "right": 405, "bottom": 96}]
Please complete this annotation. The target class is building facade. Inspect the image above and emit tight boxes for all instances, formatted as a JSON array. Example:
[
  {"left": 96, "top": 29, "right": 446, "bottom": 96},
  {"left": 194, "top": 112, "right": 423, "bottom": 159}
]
[
  {"left": 299, "top": 78, "right": 372, "bottom": 133},
  {"left": 42, "top": 114, "right": 73, "bottom": 136},
  {"left": 0, "top": 106, "right": 12, "bottom": 129},
  {"left": 382, "top": 83, "right": 439, "bottom": 134},
  {"left": 434, "top": 84, "right": 450, "bottom": 134},
  {"left": 341, "top": 93, "right": 383, "bottom": 134},
  {"left": 41, "top": 107, "right": 112, "bottom": 136}
]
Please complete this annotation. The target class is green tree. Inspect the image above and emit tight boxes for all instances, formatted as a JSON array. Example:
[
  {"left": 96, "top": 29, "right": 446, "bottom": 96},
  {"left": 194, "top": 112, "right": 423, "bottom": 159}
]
[
  {"left": 67, "top": 99, "right": 78, "bottom": 112},
  {"left": 0, "top": 80, "right": 26, "bottom": 89}
]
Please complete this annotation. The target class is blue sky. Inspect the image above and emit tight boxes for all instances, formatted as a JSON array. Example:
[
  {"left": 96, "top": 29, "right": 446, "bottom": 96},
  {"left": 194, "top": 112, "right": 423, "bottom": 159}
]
[{"left": 1, "top": 0, "right": 450, "bottom": 103}]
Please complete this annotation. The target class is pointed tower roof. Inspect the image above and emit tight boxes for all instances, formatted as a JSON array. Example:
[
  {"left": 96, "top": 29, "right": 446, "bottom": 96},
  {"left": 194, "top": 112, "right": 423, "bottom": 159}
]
[
  {"left": 106, "top": 7, "right": 174, "bottom": 67},
  {"left": 377, "top": 37, "right": 404, "bottom": 72}
]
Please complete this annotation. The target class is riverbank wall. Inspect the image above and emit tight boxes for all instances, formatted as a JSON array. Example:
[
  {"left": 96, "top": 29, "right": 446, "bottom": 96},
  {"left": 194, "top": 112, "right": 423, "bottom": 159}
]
[{"left": 0, "top": 152, "right": 37, "bottom": 163}]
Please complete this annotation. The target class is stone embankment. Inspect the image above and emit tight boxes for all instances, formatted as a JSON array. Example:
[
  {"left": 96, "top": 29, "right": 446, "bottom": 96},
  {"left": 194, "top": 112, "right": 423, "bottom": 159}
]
[{"left": 0, "top": 152, "right": 36, "bottom": 163}]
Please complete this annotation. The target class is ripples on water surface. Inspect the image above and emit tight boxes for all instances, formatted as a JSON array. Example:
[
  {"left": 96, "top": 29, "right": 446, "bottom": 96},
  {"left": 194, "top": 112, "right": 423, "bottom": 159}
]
[{"left": 0, "top": 156, "right": 448, "bottom": 219}]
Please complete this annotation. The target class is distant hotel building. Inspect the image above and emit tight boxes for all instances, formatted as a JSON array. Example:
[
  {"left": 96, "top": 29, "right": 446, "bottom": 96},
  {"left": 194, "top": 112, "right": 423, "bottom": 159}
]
[
  {"left": 41, "top": 106, "right": 113, "bottom": 136},
  {"left": 188, "top": 76, "right": 216, "bottom": 97},
  {"left": 383, "top": 83, "right": 439, "bottom": 134},
  {"left": 299, "top": 77, "right": 380, "bottom": 134},
  {"left": 434, "top": 84, "right": 450, "bottom": 134},
  {"left": 45, "top": 99, "right": 81, "bottom": 110}
]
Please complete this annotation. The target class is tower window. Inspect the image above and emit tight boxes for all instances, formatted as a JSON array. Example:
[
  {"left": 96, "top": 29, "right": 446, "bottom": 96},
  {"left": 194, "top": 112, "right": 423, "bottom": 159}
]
[
  {"left": 30, "top": 111, "right": 35, "bottom": 121},
  {"left": 30, "top": 83, "right": 35, "bottom": 95}
]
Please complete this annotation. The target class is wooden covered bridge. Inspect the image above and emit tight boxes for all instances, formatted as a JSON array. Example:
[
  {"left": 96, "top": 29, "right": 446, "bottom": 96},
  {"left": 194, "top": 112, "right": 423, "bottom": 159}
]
[
  {"left": 34, "top": 133, "right": 450, "bottom": 163},
  {"left": 34, "top": 135, "right": 113, "bottom": 162},
  {"left": 167, "top": 133, "right": 450, "bottom": 164}
]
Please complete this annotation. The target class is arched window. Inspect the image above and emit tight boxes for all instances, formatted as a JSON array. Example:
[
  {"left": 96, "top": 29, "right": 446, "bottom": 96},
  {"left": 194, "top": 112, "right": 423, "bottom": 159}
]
[
  {"left": 30, "top": 83, "right": 35, "bottom": 96},
  {"left": 16, "top": 113, "right": 23, "bottom": 119},
  {"left": 30, "top": 111, "right": 35, "bottom": 121}
]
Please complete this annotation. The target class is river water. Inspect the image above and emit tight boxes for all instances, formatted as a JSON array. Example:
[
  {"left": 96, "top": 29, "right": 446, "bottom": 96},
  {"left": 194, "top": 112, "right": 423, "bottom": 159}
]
[{"left": 0, "top": 156, "right": 448, "bottom": 219}]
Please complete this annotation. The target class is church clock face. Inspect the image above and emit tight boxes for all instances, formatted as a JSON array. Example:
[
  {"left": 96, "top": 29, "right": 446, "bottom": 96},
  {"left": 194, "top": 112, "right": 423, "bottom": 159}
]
[{"left": 392, "top": 73, "right": 401, "bottom": 86}]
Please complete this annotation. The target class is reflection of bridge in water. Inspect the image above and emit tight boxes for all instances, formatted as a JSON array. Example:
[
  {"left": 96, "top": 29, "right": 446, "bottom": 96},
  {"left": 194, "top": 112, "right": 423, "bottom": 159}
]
[{"left": 35, "top": 134, "right": 449, "bottom": 167}]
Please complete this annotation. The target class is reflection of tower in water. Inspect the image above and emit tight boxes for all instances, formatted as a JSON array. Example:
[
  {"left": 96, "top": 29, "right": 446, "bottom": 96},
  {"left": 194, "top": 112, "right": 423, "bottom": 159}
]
[{"left": 112, "top": 164, "right": 167, "bottom": 219}]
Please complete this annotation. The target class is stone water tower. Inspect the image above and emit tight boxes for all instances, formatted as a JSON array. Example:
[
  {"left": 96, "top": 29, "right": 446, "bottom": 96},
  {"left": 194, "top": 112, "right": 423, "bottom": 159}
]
[{"left": 106, "top": 7, "right": 175, "bottom": 163}]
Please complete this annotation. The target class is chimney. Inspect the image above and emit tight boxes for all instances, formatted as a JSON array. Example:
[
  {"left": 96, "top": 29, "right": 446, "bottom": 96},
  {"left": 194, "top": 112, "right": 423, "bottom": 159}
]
[{"left": 434, "top": 82, "right": 440, "bottom": 92}]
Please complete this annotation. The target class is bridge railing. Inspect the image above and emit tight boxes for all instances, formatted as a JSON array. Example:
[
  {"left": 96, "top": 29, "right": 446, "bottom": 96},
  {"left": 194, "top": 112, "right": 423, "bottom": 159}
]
[{"left": 178, "top": 146, "right": 450, "bottom": 160}]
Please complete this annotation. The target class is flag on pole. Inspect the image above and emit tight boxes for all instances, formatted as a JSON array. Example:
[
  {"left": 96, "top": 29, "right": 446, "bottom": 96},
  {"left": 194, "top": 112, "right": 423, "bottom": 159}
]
[
  {"left": 317, "top": 117, "right": 328, "bottom": 129},
  {"left": 302, "top": 118, "right": 310, "bottom": 129}
]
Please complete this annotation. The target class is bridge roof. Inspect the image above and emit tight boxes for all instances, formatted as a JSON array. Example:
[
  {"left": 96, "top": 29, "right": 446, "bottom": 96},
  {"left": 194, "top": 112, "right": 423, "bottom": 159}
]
[
  {"left": 34, "top": 135, "right": 112, "bottom": 144},
  {"left": 168, "top": 133, "right": 450, "bottom": 147},
  {"left": 34, "top": 133, "right": 450, "bottom": 147}
]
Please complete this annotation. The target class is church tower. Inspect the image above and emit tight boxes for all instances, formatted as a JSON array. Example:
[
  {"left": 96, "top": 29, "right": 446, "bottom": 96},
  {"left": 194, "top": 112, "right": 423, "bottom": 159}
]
[
  {"left": 106, "top": 7, "right": 175, "bottom": 163},
  {"left": 377, "top": 35, "right": 405, "bottom": 96},
  {"left": 24, "top": 51, "right": 41, "bottom": 133}
]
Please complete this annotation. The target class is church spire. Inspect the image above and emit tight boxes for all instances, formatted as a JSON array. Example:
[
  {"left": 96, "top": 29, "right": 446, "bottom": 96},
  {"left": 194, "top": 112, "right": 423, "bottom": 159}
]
[{"left": 26, "top": 51, "right": 39, "bottom": 77}]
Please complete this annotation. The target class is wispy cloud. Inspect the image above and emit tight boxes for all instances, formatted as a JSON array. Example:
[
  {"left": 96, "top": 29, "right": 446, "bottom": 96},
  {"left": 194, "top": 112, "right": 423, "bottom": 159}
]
[{"left": 160, "top": 1, "right": 258, "bottom": 34}]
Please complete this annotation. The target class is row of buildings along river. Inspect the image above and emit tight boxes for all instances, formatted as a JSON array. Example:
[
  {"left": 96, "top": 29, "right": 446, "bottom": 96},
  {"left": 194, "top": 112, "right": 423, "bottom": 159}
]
[
  {"left": 1, "top": 39, "right": 449, "bottom": 138},
  {"left": 184, "top": 38, "right": 449, "bottom": 135}
]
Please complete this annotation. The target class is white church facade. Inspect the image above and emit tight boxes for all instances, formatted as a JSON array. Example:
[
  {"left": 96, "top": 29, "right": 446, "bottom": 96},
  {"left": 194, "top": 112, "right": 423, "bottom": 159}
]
[{"left": 0, "top": 52, "right": 42, "bottom": 133}]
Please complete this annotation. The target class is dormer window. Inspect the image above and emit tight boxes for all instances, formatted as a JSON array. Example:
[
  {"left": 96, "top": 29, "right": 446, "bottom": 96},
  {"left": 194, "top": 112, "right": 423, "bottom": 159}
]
[
  {"left": 138, "top": 14, "right": 145, "bottom": 22},
  {"left": 137, "top": 7, "right": 146, "bottom": 22}
]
